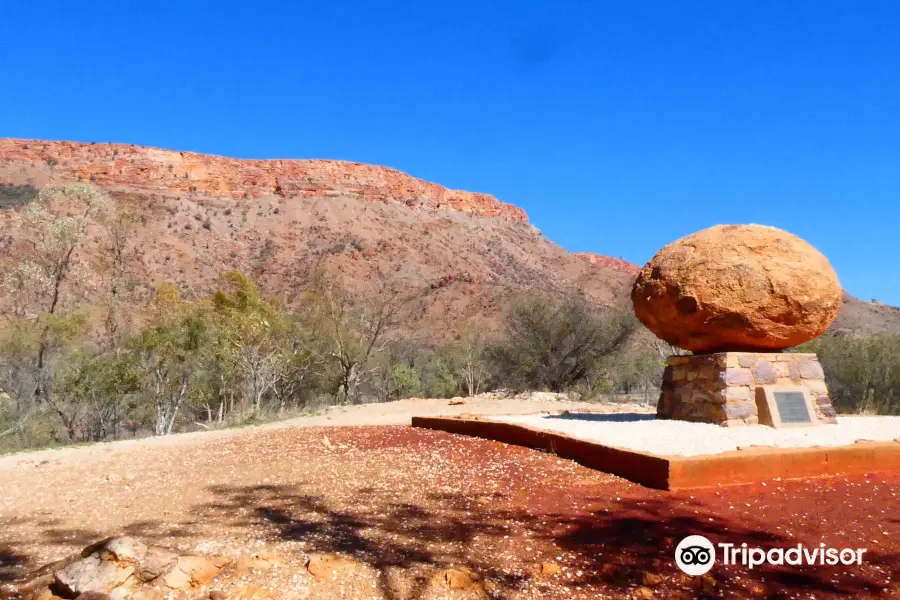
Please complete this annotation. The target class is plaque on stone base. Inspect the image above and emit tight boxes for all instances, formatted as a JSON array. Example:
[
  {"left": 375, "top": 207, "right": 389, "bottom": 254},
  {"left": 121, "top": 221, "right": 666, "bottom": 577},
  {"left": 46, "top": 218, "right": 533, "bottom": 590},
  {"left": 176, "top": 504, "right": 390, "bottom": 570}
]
[
  {"left": 656, "top": 352, "right": 837, "bottom": 427},
  {"left": 755, "top": 385, "right": 818, "bottom": 428}
]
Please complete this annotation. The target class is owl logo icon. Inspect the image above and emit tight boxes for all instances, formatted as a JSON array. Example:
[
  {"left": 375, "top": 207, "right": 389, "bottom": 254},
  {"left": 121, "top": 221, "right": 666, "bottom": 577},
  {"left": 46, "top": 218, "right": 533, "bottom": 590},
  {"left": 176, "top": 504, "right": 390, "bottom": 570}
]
[{"left": 675, "top": 535, "right": 716, "bottom": 575}]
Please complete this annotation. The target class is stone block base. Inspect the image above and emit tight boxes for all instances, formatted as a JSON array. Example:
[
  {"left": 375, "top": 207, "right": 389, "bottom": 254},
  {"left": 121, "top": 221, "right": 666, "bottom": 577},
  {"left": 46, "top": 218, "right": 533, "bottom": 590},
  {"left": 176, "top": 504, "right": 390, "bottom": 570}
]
[{"left": 657, "top": 352, "right": 837, "bottom": 427}]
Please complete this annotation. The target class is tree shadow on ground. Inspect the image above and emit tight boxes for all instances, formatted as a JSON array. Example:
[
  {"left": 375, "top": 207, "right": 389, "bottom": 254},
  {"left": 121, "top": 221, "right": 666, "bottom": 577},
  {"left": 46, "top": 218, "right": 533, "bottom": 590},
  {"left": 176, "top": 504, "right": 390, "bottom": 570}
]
[
  {"left": 550, "top": 495, "right": 895, "bottom": 598},
  {"left": 197, "top": 484, "right": 526, "bottom": 599},
  {"left": 0, "top": 514, "right": 103, "bottom": 584},
  {"left": 0, "top": 546, "right": 28, "bottom": 584},
  {"left": 194, "top": 483, "right": 897, "bottom": 599}
]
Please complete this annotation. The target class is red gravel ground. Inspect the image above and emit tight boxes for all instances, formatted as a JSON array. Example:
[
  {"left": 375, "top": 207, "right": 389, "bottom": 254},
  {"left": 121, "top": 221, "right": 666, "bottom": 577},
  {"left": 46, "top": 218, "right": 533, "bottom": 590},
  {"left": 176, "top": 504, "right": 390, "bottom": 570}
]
[{"left": 1, "top": 425, "right": 899, "bottom": 599}]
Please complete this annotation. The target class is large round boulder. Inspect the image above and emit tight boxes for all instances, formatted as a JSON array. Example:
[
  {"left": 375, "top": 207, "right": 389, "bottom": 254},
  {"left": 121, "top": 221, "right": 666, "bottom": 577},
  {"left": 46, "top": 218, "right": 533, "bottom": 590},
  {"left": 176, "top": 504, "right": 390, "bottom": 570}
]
[{"left": 631, "top": 224, "right": 842, "bottom": 352}]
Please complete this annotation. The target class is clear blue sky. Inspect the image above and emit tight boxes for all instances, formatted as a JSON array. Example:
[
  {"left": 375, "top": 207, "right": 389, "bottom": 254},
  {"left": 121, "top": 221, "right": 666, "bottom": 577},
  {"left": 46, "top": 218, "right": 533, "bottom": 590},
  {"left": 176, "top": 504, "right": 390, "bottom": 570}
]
[{"left": 1, "top": 1, "right": 898, "bottom": 304}]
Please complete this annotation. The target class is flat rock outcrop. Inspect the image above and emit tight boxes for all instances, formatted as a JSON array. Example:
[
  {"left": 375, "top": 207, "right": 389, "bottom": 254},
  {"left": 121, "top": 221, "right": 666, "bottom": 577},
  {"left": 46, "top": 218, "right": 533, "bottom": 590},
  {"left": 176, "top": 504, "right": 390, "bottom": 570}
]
[
  {"left": 6, "top": 536, "right": 493, "bottom": 600},
  {"left": 11, "top": 537, "right": 225, "bottom": 600}
]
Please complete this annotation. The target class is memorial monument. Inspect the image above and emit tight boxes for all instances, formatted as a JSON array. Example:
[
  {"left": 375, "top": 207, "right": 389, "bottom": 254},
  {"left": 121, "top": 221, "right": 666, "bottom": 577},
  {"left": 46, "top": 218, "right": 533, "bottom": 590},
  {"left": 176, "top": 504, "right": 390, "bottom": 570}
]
[{"left": 632, "top": 224, "right": 840, "bottom": 427}]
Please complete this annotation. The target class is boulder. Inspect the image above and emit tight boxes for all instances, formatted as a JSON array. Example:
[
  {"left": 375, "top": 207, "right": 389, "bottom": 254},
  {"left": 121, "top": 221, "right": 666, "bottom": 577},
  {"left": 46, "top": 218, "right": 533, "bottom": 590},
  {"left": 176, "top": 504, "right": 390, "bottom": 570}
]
[
  {"left": 135, "top": 548, "right": 179, "bottom": 583},
  {"left": 51, "top": 554, "right": 134, "bottom": 597},
  {"left": 231, "top": 555, "right": 278, "bottom": 577},
  {"left": 28, "top": 537, "right": 221, "bottom": 600},
  {"left": 101, "top": 538, "right": 147, "bottom": 564},
  {"left": 161, "top": 556, "right": 225, "bottom": 590},
  {"left": 632, "top": 225, "right": 841, "bottom": 352},
  {"left": 635, "top": 587, "right": 655, "bottom": 599}
]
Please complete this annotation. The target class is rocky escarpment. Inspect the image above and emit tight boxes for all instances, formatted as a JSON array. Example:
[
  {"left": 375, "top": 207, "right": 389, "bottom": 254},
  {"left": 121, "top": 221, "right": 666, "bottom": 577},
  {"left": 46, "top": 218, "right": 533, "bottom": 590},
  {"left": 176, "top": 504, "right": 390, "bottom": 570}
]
[
  {"left": 0, "top": 139, "right": 527, "bottom": 222},
  {"left": 0, "top": 138, "right": 637, "bottom": 341},
  {"left": 0, "top": 139, "right": 895, "bottom": 340},
  {"left": 573, "top": 253, "right": 640, "bottom": 277}
]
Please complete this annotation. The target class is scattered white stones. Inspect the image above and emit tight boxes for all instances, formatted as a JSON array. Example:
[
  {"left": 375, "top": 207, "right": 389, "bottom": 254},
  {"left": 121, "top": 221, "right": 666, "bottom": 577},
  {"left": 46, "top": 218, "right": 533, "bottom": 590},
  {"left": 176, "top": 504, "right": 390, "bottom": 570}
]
[{"left": 487, "top": 413, "right": 900, "bottom": 457}]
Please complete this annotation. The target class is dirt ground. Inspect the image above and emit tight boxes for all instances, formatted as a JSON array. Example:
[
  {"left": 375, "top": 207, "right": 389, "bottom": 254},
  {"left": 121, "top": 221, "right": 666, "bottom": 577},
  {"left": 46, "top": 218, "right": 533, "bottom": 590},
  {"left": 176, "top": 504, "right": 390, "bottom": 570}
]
[{"left": 1, "top": 398, "right": 899, "bottom": 599}]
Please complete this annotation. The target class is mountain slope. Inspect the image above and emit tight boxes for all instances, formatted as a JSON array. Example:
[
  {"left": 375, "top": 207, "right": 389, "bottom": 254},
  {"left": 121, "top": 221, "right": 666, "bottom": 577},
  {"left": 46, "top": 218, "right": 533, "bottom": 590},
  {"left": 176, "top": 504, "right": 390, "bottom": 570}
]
[
  {"left": 0, "top": 138, "right": 896, "bottom": 340},
  {"left": 834, "top": 293, "right": 900, "bottom": 335},
  {"left": 0, "top": 139, "right": 527, "bottom": 220},
  {"left": 0, "top": 139, "right": 635, "bottom": 339}
]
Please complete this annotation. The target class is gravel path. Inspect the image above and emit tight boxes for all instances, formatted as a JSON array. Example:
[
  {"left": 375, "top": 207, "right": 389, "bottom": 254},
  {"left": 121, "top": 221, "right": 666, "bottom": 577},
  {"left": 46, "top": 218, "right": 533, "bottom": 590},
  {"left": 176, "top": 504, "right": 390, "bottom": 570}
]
[
  {"left": 1, "top": 400, "right": 899, "bottom": 599},
  {"left": 488, "top": 413, "right": 900, "bottom": 456},
  {"left": 0, "top": 395, "right": 651, "bottom": 469}
]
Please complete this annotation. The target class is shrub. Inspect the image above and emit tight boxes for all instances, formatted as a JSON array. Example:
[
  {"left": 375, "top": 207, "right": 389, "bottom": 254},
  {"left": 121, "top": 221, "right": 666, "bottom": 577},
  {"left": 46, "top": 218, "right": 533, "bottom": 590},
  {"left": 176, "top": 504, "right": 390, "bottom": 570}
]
[
  {"left": 796, "top": 333, "right": 900, "bottom": 415},
  {"left": 486, "top": 292, "right": 637, "bottom": 392},
  {"left": 421, "top": 354, "right": 460, "bottom": 398},
  {"left": 605, "top": 347, "right": 664, "bottom": 402},
  {"left": 388, "top": 364, "right": 421, "bottom": 400}
]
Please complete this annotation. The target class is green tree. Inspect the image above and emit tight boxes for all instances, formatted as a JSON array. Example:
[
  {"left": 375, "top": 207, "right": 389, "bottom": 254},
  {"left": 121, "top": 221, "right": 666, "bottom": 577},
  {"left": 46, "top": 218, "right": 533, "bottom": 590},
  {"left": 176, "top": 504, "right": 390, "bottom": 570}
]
[
  {"left": 421, "top": 350, "right": 462, "bottom": 398},
  {"left": 210, "top": 272, "right": 289, "bottom": 414},
  {"left": 94, "top": 200, "right": 141, "bottom": 352},
  {"left": 2, "top": 185, "right": 114, "bottom": 407},
  {"left": 608, "top": 346, "right": 664, "bottom": 402},
  {"left": 133, "top": 284, "right": 212, "bottom": 435},
  {"left": 270, "top": 331, "right": 323, "bottom": 415},
  {"left": 798, "top": 333, "right": 900, "bottom": 415},
  {"left": 388, "top": 363, "right": 422, "bottom": 400},
  {"left": 451, "top": 320, "right": 489, "bottom": 397},
  {"left": 54, "top": 351, "right": 143, "bottom": 442},
  {"left": 303, "top": 273, "right": 411, "bottom": 404},
  {"left": 0, "top": 312, "right": 88, "bottom": 443}
]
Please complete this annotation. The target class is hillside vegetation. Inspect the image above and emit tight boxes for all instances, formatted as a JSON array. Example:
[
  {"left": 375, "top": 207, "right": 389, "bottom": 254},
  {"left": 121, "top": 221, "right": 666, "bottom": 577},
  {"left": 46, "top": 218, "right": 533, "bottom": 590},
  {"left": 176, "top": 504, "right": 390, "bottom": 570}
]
[
  {"left": 0, "top": 185, "right": 662, "bottom": 451},
  {"left": 1, "top": 141, "right": 899, "bottom": 451},
  {"left": 794, "top": 333, "right": 900, "bottom": 415}
]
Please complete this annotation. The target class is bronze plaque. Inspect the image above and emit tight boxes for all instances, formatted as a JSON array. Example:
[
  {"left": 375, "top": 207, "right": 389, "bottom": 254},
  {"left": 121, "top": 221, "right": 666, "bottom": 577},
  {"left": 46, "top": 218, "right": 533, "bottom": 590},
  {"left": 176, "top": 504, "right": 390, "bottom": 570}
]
[{"left": 773, "top": 391, "right": 812, "bottom": 424}]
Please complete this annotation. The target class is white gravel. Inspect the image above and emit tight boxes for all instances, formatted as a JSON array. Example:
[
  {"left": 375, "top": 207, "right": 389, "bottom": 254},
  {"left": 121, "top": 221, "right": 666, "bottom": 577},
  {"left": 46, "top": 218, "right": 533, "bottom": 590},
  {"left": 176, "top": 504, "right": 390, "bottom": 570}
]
[{"left": 486, "top": 413, "right": 900, "bottom": 457}]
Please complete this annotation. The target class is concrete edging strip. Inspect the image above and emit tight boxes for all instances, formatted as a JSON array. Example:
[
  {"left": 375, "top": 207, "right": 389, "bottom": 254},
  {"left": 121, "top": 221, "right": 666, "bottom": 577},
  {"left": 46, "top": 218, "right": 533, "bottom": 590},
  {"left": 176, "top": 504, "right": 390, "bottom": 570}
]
[{"left": 410, "top": 415, "right": 900, "bottom": 490}]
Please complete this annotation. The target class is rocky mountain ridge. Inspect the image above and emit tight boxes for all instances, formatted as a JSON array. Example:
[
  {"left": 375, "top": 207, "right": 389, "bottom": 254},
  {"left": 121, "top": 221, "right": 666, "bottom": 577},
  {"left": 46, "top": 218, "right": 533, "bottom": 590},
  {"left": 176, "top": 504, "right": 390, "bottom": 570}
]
[
  {"left": 573, "top": 253, "right": 640, "bottom": 276},
  {"left": 0, "top": 139, "right": 637, "bottom": 340},
  {"left": 0, "top": 138, "right": 896, "bottom": 339},
  {"left": 0, "top": 139, "right": 527, "bottom": 222}
]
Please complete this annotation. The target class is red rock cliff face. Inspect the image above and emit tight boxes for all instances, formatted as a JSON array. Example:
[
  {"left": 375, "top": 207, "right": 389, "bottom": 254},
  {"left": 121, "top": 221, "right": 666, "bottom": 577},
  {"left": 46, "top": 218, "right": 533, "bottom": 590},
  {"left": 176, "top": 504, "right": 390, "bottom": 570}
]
[
  {"left": 573, "top": 253, "right": 640, "bottom": 277},
  {"left": 0, "top": 139, "right": 528, "bottom": 222}
]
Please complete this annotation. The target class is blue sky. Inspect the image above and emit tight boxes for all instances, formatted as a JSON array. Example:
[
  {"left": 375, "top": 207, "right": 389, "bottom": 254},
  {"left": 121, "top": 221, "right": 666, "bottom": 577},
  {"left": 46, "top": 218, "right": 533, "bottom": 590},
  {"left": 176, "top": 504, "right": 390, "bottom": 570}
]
[{"left": 1, "top": 0, "right": 898, "bottom": 304}]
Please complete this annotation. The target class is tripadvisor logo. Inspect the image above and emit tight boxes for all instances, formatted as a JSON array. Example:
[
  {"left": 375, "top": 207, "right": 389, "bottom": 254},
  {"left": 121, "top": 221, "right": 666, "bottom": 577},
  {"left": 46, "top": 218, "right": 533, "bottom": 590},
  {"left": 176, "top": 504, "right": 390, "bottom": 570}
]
[
  {"left": 675, "top": 535, "right": 867, "bottom": 575},
  {"left": 675, "top": 535, "right": 716, "bottom": 575}
]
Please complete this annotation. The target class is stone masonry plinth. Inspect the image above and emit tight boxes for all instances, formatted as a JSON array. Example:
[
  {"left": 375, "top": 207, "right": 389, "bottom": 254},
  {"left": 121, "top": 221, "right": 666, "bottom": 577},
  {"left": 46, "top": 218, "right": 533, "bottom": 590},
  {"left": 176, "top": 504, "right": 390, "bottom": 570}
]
[{"left": 657, "top": 352, "right": 838, "bottom": 427}]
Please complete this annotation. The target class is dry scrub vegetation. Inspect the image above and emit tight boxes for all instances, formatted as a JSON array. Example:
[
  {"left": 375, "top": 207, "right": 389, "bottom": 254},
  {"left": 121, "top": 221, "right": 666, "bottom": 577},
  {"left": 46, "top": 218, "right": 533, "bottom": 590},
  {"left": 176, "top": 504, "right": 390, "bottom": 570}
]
[
  {"left": 0, "top": 184, "right": 897, "bottom": 453},
  {"left": 0, "top": 185, "right": 662, "bottom": 452}
]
